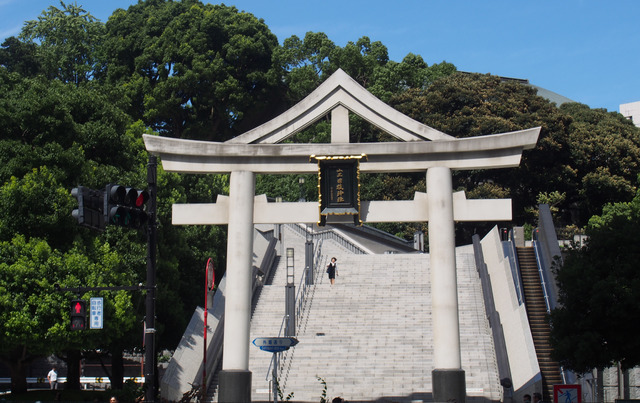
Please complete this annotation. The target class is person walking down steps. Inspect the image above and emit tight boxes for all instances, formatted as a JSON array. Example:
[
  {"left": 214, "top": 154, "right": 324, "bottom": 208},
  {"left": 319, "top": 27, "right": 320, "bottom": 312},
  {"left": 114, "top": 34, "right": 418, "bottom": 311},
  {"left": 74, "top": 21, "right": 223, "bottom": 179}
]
[{"left": 327, "top": 257, "right": 338, "bottom": 285}]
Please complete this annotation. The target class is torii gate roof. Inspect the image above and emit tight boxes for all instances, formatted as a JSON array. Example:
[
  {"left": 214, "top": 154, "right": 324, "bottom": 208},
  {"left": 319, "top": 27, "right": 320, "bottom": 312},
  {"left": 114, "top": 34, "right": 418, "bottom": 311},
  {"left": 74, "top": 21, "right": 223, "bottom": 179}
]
[{"left": 143, "top": 69, "right": 540, "bottom": 174}]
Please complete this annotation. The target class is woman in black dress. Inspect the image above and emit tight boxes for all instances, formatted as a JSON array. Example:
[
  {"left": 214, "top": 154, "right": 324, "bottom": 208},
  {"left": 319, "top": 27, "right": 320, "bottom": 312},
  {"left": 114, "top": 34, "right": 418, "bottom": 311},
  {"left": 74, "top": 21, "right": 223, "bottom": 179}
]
[{"left": 327, "top": 257, "right": 337, "bottom": 285}]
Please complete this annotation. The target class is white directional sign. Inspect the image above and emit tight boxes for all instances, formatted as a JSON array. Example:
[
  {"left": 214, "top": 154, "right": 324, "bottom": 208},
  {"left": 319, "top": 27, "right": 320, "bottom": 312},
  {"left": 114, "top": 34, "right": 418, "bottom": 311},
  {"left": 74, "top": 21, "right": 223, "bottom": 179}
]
[
  {"left": 252, "top": 337, "right": 298, "bottom": 353},
  {"left": 90, "top": 297, "right": 104, "bottom": 329}
]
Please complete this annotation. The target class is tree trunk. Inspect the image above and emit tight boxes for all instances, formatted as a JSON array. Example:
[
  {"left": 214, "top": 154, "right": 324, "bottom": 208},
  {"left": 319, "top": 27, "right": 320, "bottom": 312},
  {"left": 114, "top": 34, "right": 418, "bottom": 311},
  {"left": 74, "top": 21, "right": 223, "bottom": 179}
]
[
  {"left": 8, "top": 358, "right": 28, "bottom": 394},
  {"left": 3, "top": 345, "right": 31, "bottom": 394},
  {"left": 110, "top": 347, "right": 124, "bottom": 390},
  {"left": 65, "top": 349, "right": 81, "bottom": 390}
]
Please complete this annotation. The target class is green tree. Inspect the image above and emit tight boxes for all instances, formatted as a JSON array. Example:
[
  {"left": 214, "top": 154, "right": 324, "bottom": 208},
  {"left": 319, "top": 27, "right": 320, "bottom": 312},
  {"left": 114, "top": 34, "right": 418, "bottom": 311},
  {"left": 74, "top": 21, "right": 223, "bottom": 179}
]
[
  {"left": 276, "top": 32, "right": 455, "bottom": 106},
  {"left": 549, "top": 184, "right": 640, "bottom": 372},
  {"left": 560, "top": 103, "right": 640, "bottom": 220},
  {"left": 100, "top": 0, "right": 282, "bottom": 140},
  {"left": 0, "top": 235, "right": 136, "bottom": 393},
  {"left": 1, "top": 1, "right": 234, "bottom": 389},
  {"left": 389, "top": 72, "right": 640, "bottom": 228},
  {"left": 0, "top": 71, "right": 133, "bottom": 188},
  {"left": 0, "top": 64, "right": 145, "bottom": 389},
  {"left": 0, "top": 37, "right": 42, "bottom": 76},
  {"left": 19, "top": 1, "right": 104, "bottom": 85},
  {"left": 274, "top": 32, "right": 336, "bottom": 103},
  {"left": 0, "top": 167, "right": 75, "bottom": 249},
  {"left": 145, "top": 169, "right": 229, "bottom": 346}
]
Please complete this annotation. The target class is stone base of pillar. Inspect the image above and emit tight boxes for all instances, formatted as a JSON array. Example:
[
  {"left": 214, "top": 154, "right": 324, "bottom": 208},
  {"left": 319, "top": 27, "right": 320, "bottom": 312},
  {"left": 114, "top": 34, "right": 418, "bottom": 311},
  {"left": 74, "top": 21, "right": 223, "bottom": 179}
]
[
  {"left": 218, "top": 369, "right": 252, "bottom": 403},
  {"left": 432, "top": 368, "right": 466, "bottom": 403}
]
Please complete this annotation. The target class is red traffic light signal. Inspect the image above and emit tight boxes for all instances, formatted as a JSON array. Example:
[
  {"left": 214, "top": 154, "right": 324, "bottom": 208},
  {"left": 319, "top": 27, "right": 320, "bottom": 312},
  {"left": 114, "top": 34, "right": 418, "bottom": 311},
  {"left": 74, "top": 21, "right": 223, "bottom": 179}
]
[
  {"left": 125, "top": 187, "right": 149, "bottom": 208},
  {"left": 70, "top": 300, "right": 87, "bottom": 331},
  {"left": 104, "top": 184, "right": 149, "bottom": 229}
]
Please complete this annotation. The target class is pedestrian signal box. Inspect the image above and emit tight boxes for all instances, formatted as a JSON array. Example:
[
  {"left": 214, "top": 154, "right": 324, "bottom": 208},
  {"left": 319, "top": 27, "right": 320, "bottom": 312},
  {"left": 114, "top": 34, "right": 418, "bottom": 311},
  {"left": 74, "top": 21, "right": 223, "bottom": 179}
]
[{"left": 70, "top": 300, "right": 87, "bottom": 331}]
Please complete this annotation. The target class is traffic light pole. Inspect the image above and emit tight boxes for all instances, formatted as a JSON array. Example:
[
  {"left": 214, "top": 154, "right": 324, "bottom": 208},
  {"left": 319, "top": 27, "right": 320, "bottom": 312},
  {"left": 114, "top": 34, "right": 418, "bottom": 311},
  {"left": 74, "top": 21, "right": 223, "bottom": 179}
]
[{"left": 145, "top": 155, "right": 158, "bottom": 403}]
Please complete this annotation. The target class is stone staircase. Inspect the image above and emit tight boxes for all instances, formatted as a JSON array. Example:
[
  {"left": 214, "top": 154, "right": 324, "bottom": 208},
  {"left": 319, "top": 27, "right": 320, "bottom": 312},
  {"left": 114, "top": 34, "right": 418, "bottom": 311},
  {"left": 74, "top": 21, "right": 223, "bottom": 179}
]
[{"left": 246, "top": 226, "right": 501, "bottom": 402}]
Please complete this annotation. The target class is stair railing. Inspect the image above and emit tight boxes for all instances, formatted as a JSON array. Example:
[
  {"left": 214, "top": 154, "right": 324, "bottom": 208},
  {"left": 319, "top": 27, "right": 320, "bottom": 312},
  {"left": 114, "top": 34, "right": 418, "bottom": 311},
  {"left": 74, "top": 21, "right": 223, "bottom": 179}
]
[
  {"left": 533, "top": 206, "right": 575, "bottom": 385},
  {"left": 295, "top": 238, "right": 324, "bottom": 331},
  {"left": 265, "top": 314, "right": 290, "bottom": 381},
  {"left": 532, "top": 240, "right": 552, "bottom": 313},
  {"left": 504, "top": 229, "right": 525, "bottom": 305},
  {"left": 533, "top": 238, "right": 570, "bottom": 384},
  {"left": 290, "top": 223, "right": 366, "bottom": 255}
]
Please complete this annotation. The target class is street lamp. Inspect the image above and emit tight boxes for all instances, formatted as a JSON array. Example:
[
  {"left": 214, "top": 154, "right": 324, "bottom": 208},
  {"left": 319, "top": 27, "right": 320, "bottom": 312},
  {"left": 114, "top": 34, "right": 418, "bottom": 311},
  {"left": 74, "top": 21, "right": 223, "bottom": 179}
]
[
  {"left": 285, "top": 248, "right": 295, "bottom": 336},
  {"left": 298, "top": 177, "right": 305, "bottom": 202}
]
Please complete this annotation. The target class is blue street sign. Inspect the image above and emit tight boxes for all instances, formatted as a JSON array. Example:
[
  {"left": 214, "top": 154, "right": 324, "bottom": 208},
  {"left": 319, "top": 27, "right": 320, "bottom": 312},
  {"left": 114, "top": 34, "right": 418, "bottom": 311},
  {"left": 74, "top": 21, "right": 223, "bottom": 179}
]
[
  {"left": 252, "top": 337, "right": 299, "bottom": 353},
  {"left": 90, "top": 297, "right": 104, "bottom": 329}
]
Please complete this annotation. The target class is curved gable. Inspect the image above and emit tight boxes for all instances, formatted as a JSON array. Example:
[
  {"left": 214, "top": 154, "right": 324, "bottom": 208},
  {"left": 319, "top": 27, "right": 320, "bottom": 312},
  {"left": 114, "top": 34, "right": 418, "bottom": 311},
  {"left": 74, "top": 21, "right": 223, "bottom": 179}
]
[{"left": 226, "top": 68, "right": 453, "bottom": 144}]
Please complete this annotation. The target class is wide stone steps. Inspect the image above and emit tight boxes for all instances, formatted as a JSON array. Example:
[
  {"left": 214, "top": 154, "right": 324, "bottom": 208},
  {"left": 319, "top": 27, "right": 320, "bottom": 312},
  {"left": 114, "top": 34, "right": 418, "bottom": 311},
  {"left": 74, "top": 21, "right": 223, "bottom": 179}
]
[{"left": 245, "top": 229, "right": 501, "bottom": 402}]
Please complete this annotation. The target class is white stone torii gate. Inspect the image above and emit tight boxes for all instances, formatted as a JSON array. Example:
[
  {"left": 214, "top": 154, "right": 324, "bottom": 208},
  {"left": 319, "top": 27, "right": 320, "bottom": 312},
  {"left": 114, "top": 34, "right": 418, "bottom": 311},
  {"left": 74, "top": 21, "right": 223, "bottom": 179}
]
[{"left": 144, "top": 69, "right": 540, "bottom": 402}]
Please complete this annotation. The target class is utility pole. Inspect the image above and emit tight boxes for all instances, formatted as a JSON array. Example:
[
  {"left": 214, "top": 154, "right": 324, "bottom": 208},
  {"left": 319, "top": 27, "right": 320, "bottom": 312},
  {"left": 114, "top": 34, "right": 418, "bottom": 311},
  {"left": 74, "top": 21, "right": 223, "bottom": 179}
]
[{"left": 145, "top": 155, "right": 158, "bottom": 402}]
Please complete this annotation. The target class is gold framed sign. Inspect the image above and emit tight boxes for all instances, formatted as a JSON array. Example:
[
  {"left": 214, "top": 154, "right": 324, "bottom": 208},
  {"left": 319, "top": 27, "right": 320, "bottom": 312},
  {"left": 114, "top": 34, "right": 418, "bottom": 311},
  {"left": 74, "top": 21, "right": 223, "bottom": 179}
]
[{"left": 311, "top": 154, "right": 366, "bottom": 226}]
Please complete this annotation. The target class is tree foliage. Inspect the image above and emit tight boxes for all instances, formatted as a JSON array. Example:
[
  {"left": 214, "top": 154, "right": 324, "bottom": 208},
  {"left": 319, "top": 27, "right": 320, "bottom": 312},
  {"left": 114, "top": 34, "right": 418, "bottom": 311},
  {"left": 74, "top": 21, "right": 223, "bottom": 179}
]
[
  {"left": 549, "top": 184, "right": 640, "bottom": 372},
  {"left": 2, "top": 0, "right": 640, "bottom": 394},
  {"left": 0, "top": 37, "right": 41, "bottom": 76},
  {"left": 0, "top": 234, "right": 136, "bottom": 392},
  {"left": 19, "top": 1, "right": 104, "bottom": 84},
  {"left": 100, "top": 0, "right": 282, "bottom": 140},
  {"left": 276, "top": 32, "right": 455, "bottom": 105},
  {"left": 0, "top": 167, "right": 75, "bottom": 249},
  {"left": 389, "top": 73, "right": 640, "bottom": 228}
]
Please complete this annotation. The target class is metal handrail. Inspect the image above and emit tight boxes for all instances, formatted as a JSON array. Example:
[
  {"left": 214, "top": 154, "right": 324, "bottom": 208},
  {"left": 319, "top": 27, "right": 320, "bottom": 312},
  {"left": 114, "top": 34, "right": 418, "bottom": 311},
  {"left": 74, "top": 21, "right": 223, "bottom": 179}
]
[
  {"left": 317, "top": 229, "right": 366, "bottom": 254},
  {"left": 506, "top": 230, "right": 525, "bottom": 305},
  {"left": 532, "top": 238, "right": 568, "bottom": 384},
  {"left": 532, "top": 240, "right": 552, "bottom": 313},
  {"left": 265, "top": 315, "right": 290, "bottom": 381},
  {"left": 291, "top": 223, "right": 366, "bottom": 255},
  {"left": 295, "top": 251, "right": 311, "bottom": 324},
  {"left": 294, "top": 239, "right": 323, "bottom": 328}
]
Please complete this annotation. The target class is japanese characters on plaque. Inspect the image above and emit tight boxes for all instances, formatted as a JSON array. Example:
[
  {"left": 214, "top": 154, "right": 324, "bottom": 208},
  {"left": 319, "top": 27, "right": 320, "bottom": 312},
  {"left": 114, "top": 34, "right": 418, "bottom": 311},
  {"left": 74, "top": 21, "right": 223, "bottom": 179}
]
[{"left": 312, "top": 154, "right": 366, "bottom": 226}]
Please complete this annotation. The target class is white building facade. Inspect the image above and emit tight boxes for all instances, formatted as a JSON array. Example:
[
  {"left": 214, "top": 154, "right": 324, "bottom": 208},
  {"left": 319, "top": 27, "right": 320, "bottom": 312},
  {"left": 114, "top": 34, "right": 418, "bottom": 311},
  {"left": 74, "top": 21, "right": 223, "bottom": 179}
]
[{"left": 620, "top": 101, "right": 640, "bottom": 127}]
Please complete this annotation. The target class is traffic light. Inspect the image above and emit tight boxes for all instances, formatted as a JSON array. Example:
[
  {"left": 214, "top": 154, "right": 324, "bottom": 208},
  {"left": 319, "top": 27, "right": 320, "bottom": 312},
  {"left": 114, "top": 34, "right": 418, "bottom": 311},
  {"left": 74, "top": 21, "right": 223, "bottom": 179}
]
[
  {"left": 71, "top": 186, "right": 104, "bottom": 230},
  {"left": 104, "top": 184, "right": 149, "bottom": 229},
  {"left": 70, "top": 299, "right": 87, "bottom": 331}
]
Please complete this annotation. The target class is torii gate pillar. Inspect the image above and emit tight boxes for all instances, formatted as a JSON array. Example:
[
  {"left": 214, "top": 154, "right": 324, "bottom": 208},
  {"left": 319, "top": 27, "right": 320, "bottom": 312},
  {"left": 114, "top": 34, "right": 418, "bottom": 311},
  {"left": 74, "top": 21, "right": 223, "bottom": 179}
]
[
  {"left": 427, "top": 167, "right": 466, "bottom": 403},
  {"left": 218, "top": 171, "right": 255, "bottom": 402}
]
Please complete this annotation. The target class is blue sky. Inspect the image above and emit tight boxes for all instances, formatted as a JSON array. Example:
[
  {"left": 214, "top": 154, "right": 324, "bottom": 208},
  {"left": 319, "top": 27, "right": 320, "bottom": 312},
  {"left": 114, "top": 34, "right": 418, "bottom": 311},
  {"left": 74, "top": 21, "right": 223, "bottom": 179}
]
[{"left": 1, "top": 0, "right": 638, "bottom": 112}]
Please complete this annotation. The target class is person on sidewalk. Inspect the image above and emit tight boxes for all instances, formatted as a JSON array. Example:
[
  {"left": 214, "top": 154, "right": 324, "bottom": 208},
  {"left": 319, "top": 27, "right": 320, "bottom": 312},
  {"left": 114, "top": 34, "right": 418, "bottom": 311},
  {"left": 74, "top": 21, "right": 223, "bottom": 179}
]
[
  {"left": 326, "top": 257, "right": 338, "bottom": 285},
  {"left": 47, "top": 366, "right": 58, "bottom": 390}
]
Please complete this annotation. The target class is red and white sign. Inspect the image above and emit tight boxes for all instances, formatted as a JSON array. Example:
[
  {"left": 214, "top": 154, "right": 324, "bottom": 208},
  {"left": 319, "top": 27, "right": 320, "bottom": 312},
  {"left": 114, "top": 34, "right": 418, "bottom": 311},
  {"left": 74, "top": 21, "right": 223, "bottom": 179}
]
[{"left": 554, "top": 384, "right": 581, "bottom": 403}]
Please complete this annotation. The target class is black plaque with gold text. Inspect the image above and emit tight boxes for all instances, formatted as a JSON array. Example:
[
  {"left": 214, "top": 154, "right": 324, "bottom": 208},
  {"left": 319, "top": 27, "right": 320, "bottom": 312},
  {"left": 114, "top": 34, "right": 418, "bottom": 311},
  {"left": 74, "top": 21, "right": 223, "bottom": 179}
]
[{"left": 313, "top": 155, "right": 365, "bottom": 226}]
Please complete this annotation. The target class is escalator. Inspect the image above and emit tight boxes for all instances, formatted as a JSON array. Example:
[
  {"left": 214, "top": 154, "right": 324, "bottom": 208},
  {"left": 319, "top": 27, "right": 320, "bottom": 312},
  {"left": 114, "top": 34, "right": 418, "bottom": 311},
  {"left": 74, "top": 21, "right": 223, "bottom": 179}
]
[{"left": 517, "top": 246, "right": 563, "bottom": 401}]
